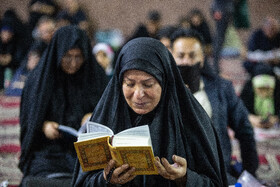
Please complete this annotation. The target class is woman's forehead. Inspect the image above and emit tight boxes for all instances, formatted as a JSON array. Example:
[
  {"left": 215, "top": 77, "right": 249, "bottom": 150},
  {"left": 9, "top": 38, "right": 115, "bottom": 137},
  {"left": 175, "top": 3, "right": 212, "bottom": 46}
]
[{"left": 123, "top": 69, "right": 154, "bottom": 79}]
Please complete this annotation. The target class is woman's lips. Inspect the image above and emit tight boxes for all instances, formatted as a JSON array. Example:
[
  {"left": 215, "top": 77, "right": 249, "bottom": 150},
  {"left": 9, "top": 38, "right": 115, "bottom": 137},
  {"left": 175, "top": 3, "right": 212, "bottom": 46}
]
[{"left": 134, "top": 102, "right": 147, "bottom": 107}]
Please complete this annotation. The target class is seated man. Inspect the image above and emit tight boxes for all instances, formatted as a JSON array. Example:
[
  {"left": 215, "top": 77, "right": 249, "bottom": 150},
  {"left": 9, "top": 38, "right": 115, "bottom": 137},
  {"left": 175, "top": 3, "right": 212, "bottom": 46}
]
[
  {"left": 244, "top": 16, "right": 280, "bottom": 76},
  {"left": 170, "top": 28, "right": 259, "bottom": 184}
]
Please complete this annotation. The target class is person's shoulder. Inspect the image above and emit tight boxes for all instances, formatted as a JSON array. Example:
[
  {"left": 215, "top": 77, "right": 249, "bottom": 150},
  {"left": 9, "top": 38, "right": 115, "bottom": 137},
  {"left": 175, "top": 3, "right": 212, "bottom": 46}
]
[{"left": 251, "top": 29, "right": 264, "bottom": 38}]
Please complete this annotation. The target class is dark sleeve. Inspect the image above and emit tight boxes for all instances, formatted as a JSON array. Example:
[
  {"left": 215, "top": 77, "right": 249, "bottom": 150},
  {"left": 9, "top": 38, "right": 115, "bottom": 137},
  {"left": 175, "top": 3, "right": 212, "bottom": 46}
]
[
  {"left": 186, "top": 169, "right": 225, "bottom": 186},
  {"left": 248, "top": 30, "right": 261, "bottom": 51},
  {"left": 202, "top": 22, "right": 212, "bottom": 44},
  {"left": 73, "top": 168, "right": 107, "bottom": 187},
  {"left": 239, "top": 80, "right": 255, "bottom": 114},
  {"left": 225, "top": 81, "right": 259, "bottom": 175}
]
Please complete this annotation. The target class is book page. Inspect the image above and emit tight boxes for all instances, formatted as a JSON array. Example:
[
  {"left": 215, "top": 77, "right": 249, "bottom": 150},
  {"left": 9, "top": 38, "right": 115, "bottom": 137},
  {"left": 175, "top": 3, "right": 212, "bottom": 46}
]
[
  {"left": 115, "top": 125, "right": 150, "bottom": 137},
  {"left": 86, "top": 121, "right": 114, "bottom": 135},
  {"left": 78, "top": 132, "right": 112, "bottom": 142},
  {"left": 112, "top": 125, "right": 153, "bottom": 150},
  {"left": 112, "top": 136, "right": 151, "bottom": 147},
  {"left": 58, "top": 125, "right": 78, "bottom": 137},
  {"left": 77, "top": 121, "right": 114, "bottom": 142}
]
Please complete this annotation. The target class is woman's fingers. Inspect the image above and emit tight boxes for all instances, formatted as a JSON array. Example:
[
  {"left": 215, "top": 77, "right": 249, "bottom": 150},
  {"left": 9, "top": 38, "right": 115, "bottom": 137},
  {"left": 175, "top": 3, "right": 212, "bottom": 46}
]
[
  {"left": 109, "top": 163, "right": 136, "bottom": 185},
  {"left": 155, "top": 157, "right": 172, "bottom": 179},
  {"left": 155, "top": 156, "right": 187, "bottom": 180},
  {"left": 117, "top": 167, "right": 136, "bottom": 184},
  {"left": 172, "top": 155, "right": 187, "bottom": 168}
]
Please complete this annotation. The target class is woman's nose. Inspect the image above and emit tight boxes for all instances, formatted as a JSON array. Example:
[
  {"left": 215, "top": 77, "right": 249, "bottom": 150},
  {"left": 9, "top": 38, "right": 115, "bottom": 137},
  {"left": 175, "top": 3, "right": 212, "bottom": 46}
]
[{"left": 135, "top": 87, "right": 145, "bottom": 99}]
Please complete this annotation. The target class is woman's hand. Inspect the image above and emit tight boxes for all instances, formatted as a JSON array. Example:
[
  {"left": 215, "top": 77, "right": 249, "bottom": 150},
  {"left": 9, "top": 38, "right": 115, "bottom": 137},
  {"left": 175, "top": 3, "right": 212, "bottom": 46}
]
[
  {"left": 249, "top": 114, "right": 266, "bottom": 128},
  {"left": 103, "top": 159, "right": 136, "bottom": 185},
  {"left": 42, "top": 121, "right": 60, "bottom": 140},
  {"left": 249, "top": 114, "right": 277, "bottom": 129},
  {"left": 155, "top": 155, "right": 187, "bottom": 184}
]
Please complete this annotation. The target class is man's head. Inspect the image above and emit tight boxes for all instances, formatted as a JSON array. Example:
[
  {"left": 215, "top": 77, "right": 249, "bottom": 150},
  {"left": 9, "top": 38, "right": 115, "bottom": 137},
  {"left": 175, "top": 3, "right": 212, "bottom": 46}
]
[
  {"left": 171, "top": 28, "right": 205, "bottom": 67},
  {"left": 170, "top": 28, "right": 205, "bottom": 93},
  {"left": 157, "top": 25, "right": 177, "bottom": 51},
  {"left": 146, "top": 10, "right": 162, "bottom": 37},
  {"left": 262, "top": 16, "right": 280, "bottom": 39},
  {"left": 37, "top": 16, "right": 56, "bottom": 44},
  {"left": 0, "top": 26, "right": 14, "bottom": 44}
]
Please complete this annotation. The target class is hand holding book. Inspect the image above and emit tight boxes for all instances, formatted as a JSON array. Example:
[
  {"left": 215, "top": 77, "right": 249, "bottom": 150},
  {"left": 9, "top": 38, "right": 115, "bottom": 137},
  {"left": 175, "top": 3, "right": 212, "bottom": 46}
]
[{"left": 103, "top": 159, "right": 136, "bottom": 185}]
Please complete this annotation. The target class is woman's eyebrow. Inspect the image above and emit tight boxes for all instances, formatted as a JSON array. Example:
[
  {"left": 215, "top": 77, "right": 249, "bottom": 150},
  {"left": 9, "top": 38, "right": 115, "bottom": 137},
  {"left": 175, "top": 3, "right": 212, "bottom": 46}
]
[{"left": 142, "top": 78, "right": 154, "bottom": 82}]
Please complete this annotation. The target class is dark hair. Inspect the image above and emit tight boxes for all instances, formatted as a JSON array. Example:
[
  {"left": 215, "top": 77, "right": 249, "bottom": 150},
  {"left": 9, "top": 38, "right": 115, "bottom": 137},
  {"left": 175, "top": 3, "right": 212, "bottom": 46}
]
[
  {"left": 170, "top": 28, "right": 205, "bottom": 46},
  {"left": 148, "top": 10, "right": 161, "bottom": 22},
  {"left": 157, "top": 25, "right": 178, "bottom": 40}
]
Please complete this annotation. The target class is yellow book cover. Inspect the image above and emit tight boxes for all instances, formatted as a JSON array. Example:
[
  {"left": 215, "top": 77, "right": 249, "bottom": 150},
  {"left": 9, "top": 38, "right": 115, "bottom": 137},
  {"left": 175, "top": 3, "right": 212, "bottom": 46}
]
[{"left": 74, "top": 122, "right": 158, "bottom": 175}]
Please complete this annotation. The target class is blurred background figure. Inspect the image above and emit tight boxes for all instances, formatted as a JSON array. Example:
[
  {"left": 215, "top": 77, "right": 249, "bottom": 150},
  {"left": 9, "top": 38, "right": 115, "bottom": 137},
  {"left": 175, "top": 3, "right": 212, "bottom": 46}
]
[
  {"left": 177, "top": 15, "right": 191, "bottom": 30},
  {"left": 56, "top": 0, "right": 89, "bottom": 34},
  {"left": 28, "top": 0, "right": 58, "bottom": 30},
  {"left": 128, "top": 10, "right": 162, "bottom": 41},
  {"left": 32, "top": 16, "right": 56, "bottom": 46},
  {"left": 244, "top": 16, "right": 280, "bottom": 77},
  {"left": 240, "top": 64, "right": 280, "bottom": 129},
  {"left": 92, "top": 42, "right": 114, "bottom": 78},
  {"left": 211, "top": 0, "right": 234, "bottom": 74},
  {"left": 0, "top": 9, "right": 28, "bottom": 91},
  {"left": 55, "top": 12, "right": 71, "bottom": 30},
  {"left": 4, "top": 41, "right": 45, "bottom": 96},
  {"left": 156, "top": 25, "right": 177, "bottom": 52},
  {"left": 187, "top": 8, "right": 213, "bottom": 56}
]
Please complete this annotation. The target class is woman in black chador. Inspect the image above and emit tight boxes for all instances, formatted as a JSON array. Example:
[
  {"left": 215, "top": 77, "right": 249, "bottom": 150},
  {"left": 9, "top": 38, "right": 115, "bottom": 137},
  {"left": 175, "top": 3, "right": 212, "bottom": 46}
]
[
  {"left": 72, "top": 37, "right": 227, "bottom": 186},
  {"left": 19, "top": 26, "right": 108, "bottom": 186}
]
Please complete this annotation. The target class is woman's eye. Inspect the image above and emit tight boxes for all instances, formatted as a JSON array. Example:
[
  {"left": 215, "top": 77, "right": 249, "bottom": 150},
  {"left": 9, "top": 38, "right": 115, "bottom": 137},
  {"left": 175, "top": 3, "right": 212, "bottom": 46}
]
[
  {"left": 144, "top": 84, "right": 153, "bottom": 88},
  {"left": 126, "top": 83, "right": 134, "bottom": 87}
]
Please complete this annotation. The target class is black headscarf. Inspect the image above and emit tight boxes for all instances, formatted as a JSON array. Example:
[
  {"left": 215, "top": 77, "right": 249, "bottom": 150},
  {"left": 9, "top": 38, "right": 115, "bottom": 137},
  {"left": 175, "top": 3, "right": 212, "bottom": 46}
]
[
  {"left": 19, "top": 25, "right": 108, "bottom": 175},
  {"left": 73, "top": 37, "right": 227, "bottom": 186}
]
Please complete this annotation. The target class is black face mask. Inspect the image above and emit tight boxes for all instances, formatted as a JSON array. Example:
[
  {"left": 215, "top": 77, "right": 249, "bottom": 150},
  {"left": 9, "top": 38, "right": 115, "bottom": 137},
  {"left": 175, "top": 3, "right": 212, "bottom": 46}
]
[{"left": 177, "top": 63, "right": 201, "bottom": 93}]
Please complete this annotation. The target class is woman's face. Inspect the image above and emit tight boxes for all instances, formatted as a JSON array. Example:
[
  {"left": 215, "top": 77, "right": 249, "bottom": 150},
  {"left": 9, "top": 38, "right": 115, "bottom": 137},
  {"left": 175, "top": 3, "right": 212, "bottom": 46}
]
[
  {"left": 95, "top": 51, "right": 110, "bottom": 69},
  {"left": 255, "top": 87, "right": 274, "bottom": 98},
  {"left": 122, "top": 70, "right": 162, "bottom": 114},
  {"left": 61, "top": 48, "right": 84, "bottom": 74}
]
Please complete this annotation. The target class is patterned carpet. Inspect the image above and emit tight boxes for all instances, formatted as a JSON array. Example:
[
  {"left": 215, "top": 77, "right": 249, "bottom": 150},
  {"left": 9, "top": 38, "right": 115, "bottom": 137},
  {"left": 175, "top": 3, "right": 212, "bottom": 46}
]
[
  {"left": 0, "top": 57, "right": 279, "bottom": 186},
  {"left": 0, "top": 95, "right": 22, "bottom": 186}
]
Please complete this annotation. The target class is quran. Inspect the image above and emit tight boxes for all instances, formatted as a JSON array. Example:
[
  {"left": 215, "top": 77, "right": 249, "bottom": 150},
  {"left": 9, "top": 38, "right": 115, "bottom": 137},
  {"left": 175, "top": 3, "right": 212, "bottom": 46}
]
[{"left": 74, "top": 122, "right": 158, "bottom": 175}]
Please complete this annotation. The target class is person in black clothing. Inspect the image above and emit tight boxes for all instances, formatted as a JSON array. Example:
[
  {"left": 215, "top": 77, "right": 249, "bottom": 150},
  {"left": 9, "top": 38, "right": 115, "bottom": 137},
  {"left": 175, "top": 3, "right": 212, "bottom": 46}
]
[
  {"left": 19, "top": 26, "right": 108, "bottom": 186},
  {"left": 28, "top": 0, "right": 58, "bottom": 30},
  {"left": 72, "top": 37, "right": 227, "bottom": 186},
  {"left": 211, "top": 0, "right": 234, "bottom": 74},
  {"left": 157, "top": 25, "right": 177, "bottom": 52},
  {"left": 56, "top": 0, "right": 89, "bottom": 33},
  {"left": 240, "top": 64, "right": 280, "bottom": 129},
  {"left": 0, "top": 10, "right": 28, "bottom": 90},
  {"left": 128, "top": 10, "right": 162, "bottom": 41},
  {"left": 187, "top": 8, "right": 213, "bottom": 56},
  {"left": 244, "top": 16, "right": 280, "bottom": 76}
]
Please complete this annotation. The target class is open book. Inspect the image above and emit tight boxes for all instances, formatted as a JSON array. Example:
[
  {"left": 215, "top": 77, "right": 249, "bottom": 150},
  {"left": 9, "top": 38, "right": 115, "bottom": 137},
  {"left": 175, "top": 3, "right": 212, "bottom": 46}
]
[{"left": 74, "top": 122, "right": 158, "bottom": 175}]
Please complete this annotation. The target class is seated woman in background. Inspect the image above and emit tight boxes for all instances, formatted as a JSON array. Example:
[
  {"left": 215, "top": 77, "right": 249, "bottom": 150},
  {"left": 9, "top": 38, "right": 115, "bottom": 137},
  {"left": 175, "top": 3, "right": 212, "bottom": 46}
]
[
  {"left": 240, "top": 64, "right": 280, "bottom": 129},
  {"left": 19, "top": 26, "right": 108, "bottom": 186},
  {"left": 4, "top": 41, "right": 45, "bottom": 96},
  {"left": 92, "top": 42, "right": 114, "bottom": 77},
  {"left": 73, "top": 37, "right": 227, "bottom": 186}
]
